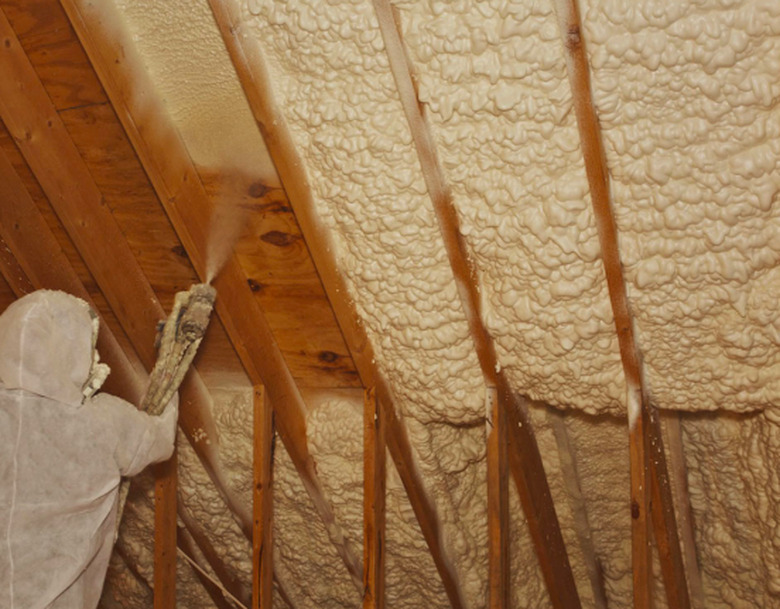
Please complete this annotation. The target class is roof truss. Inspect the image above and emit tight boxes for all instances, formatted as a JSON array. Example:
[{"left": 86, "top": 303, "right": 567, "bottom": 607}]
[{"left": 0, "top": 0, "right": 713, "bottom": 606}]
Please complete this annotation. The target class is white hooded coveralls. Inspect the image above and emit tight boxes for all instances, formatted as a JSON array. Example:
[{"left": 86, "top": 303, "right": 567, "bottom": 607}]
[{"left": 0, "top": 290, "right": 177, "bottom": 608}]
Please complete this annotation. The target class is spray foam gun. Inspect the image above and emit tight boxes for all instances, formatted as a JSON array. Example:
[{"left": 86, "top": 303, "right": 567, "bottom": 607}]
[
  {"left": 142, "top": 283, "right": 216, "bottom": 415},
  {"left": 116, "top": 283, "right": 216, "bottom": 535}
]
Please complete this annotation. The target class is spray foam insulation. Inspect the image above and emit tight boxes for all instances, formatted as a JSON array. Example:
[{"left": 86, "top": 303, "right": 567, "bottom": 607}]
[{"left": 101, "top": 0, "right": 780, "bottom": 607}]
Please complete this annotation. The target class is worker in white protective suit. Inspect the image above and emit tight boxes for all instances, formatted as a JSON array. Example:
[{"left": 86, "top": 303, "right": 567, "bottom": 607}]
[{"left": 0, "top": 290, "right": 178, "bottom": 608}]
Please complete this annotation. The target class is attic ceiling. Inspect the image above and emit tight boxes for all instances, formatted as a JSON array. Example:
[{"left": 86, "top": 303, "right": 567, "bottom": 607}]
[{"left": 0, "top": 0, "right": 779, "bottom": 608}]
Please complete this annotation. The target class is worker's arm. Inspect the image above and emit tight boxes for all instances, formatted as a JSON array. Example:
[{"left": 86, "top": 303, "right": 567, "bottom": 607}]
[{"left": 90, "top": 392, "right": 178, "bottom": 477}]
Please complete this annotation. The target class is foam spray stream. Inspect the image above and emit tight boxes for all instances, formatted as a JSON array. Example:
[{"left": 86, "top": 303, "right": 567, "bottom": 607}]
[{"left": 205, "top": 197, "right": 254, "bottom": 284}]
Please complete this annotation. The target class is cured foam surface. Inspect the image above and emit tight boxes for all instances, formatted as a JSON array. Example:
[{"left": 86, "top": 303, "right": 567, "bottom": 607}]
[
  {"left": 241, "top": 0, "right": 485, "bottom": 426},
  {"left": 683, "top": 412, "right": 780, "bottom": 607},
  {"left": 304, "top": 391, "right": 450, "bottom": 608},
  {"left": 581, "top": 0, "right": 780, "bottom": 411},
  {"left": 396, "top": 0, "right": 626, "bottom": 415}
]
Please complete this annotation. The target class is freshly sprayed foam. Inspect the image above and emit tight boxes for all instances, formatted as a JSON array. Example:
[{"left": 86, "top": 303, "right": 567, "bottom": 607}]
[
  {"left": 114, "top": 0, "right": 272, "bottom": 176},
  {"left": 98, "top": 0, "right": 780, "bottom": 607}
]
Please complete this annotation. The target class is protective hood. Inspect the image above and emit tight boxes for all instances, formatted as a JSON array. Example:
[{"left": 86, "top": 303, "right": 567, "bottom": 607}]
[{"left": 0, "top": 290, "right": 102, "bottom": 405}]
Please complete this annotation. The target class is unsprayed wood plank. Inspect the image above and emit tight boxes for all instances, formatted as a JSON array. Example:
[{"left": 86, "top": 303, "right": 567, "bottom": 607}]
[
  {"left": 486, "top": 387, "right": 509, "bottom": 609},
  {"left": 199, "top": 167, "right": 358, "bottom": 388},
  {"left": 254, "top": 387, "right": 274, "bottom": 609},
  {"left": 60, "top": 0, "right": 363, "bottom": 588},
  {"left": 0, "top": 0, "right": 64, "bottom": 39},
  {"left": 363, "top": 387, "right": 386, "bottom": 609},
  {"left": 16, "top": 23, "right": 106, "bottom": 110},
  {"left": 0, "top": 11, "right": 252, "bottom": 600},
  {"left": 153, "top": 452, "right": 177, "bottom": 609}
]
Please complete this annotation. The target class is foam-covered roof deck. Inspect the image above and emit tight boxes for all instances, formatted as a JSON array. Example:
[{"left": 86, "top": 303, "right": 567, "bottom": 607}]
[{"left": 1, "top": 0, "right": 779, "bottom": 607}]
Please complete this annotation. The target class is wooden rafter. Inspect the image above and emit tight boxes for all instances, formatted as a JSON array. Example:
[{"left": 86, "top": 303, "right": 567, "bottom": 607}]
[
  {"left": 114, "top": 544, "right": 153, "bottom": 597},
  {"left": 661, "top": 412, "right": 705, "bottom": 608},
  {"left": 547, "top": 409, "right": 609, "bottom": 609},
  {"left": 552, "top": 1, "right": 692, "bottom": 607},
  {"left": 0, "top": 147, "right": 259, "bottom": 607},
  {"left": 177, "top": 526, "right": 238, "bottom": 609},
  {"left": 178, "top": 507, "right": 255, "bottom": 607},
  {"left": 58, "top": 0, "right": 363, "bottom": 590},
  {"left": 0, "top": 11, "right": 256, "bottom": 602},
  {"left": 204, "top": 3, "right": 467, "bottom": 608},
  {"left": 253, "top": 387, "right": 275, "bottom": 609},
  {"left": 0, "top": 13, "right": 174, "bottom": 602},
  {"left": 0, "top": 233, "right": 35, "bottom": 297},
  {"left": 486, "top": 388, "right": 509, "bottom": 609},
  {"left": 0, "top": 137, "right": 257, "bottom": 608},
  {"left": 363, "top": 387, "right": 386, "bottom": 609},
  {"left": 153, "top": 454, "right": 177, "bottom": 608},
  {"left": 0, "top": 138, "right": 249, "bottom": 607},
  {"left": 371, "top": 2, "right": 582, "bottom": 607}
]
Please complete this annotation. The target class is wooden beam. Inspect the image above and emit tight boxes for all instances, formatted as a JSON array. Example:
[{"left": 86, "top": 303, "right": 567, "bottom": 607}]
[
  {"left": 486, "top": 388, "right": 509, "bottom": 609},
  {"left": 115, "top": 543, "right": 154, "bottom": 595},
  {"left": 630, "top": 410, "right": 652, "bottom": 608},
  {"left": 177, "top": 526, "right": 237, "bottom": 609},
  {"left": 0, "top": 14, "right": 176, "bottom": 603},
  {"left": 0, "top": 140, "right": 252, "bottom": 609},
  {"left": 552, "top": 1, "right": 691, "bottom": 607},
  {"left": 650, "top": 406, "right": 695, "bottom": 609},
  {"left": 0, "top": 233, "right": 35, "bottom": 297},
  {"left": 153, "top": 452, "right": 178, "bottom": 608},
  {"left": 58, "top": 0, "right": 363, "bottom": 589},
  {"left": 204, "top": 3, "right": 467, "bottom": 607},
  {"left": 363, "top": 387, "right": 386, "bottom": 609},
  {"left": 661, "top": 412, "right": 705, "bottom": 609},
  {"left": 371, "top": 3, "right": 582, "bottom": 607},
  {"left": 0, "top": 9, "right": 253, "bottom": 600},
  {"left": 502, "top": 398, "right": 581, "bottom": 608},
  {"left": 179, "top": 506, "right": 255, "bottom": 608},
  {"left": 0, "top": 150, "right": 268, "bottom": 609},
  {"left": 254, "top": 387, "right": 275, "bottom": 609},
  {"left": 547, "top": 408, "right": 609, "bottom": 609}
]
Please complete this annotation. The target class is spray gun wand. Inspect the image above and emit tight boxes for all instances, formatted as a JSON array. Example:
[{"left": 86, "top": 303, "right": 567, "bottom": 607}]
[
  {"left": 142, "top": 283, "right": 216, "bottom": 415},
  {"left": 116, "top": 283, "right": 216, "bottom": 533}
]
